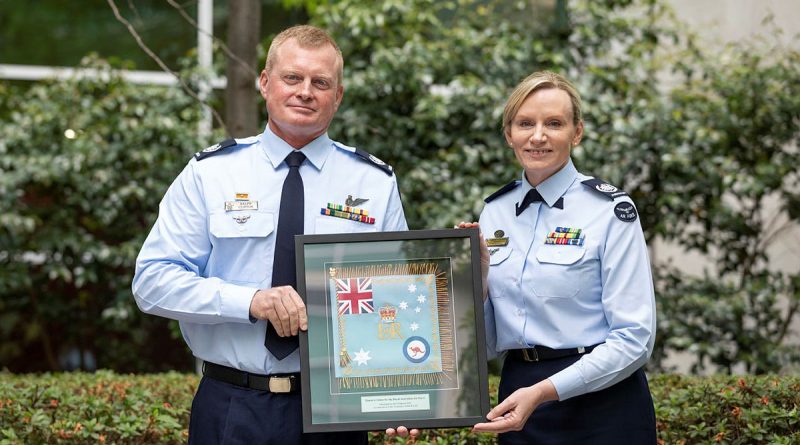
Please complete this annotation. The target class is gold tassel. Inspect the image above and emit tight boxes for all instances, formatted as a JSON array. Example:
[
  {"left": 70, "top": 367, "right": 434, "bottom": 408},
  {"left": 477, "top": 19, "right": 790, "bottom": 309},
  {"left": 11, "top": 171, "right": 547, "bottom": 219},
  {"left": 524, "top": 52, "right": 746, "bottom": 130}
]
[{"left": 339, "top": 348, "right": 351, "bottom": 367}]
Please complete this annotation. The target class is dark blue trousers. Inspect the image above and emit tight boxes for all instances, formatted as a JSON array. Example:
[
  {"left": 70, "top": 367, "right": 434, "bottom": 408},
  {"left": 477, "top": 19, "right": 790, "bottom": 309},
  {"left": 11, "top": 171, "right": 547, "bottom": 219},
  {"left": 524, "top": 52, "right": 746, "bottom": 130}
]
[
  {"left": 498, "top": 354, "right": 656, "bottom": 445},
  {"left": 188, "top": 376, "right": 368, "bottom": 445}
]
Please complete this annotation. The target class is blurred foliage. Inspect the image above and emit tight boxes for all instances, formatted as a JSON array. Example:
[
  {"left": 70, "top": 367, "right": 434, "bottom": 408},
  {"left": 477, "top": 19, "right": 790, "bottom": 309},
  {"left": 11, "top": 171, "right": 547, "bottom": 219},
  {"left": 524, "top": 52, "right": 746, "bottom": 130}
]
[
  {"left": 0, "top": 56, "right": 219, "bottom": 372},
  {"left": 1, "top": 372, "right": 798, "bottom": 444},
  {"left": 0, "top": 0, "right": 798, "bottom": 373}
]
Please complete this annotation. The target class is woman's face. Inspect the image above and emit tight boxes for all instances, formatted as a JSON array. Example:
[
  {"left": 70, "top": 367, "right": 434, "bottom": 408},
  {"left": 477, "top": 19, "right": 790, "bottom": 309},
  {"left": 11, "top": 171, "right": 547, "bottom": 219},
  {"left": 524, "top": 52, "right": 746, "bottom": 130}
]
[{"left": 505, "top": 87, "right": 583, "bottom": 186}]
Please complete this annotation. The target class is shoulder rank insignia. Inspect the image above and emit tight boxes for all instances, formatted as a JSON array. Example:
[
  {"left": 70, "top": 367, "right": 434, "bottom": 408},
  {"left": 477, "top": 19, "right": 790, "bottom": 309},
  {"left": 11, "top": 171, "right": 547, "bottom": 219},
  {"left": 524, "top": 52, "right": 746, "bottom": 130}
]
[
  {"left": 484, "top": 180, "right": 521, "bottom": 203},
  {"left": 581, "top": 178, "right": 628, "bottom": 201},
  {"left": 355, "top": 148, "right": 393, "bottom": 176},
  {"left": 194, "top": 138, "right": 237, "bottom": 161},
  {"left": 333, "top": 142, "right": 393, "bottom": 176}
]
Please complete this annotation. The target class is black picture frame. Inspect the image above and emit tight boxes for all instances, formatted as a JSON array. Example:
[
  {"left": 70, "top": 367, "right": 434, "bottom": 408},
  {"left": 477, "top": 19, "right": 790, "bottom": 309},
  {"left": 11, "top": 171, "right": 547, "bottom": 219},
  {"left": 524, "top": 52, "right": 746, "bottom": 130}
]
[{"left": 295, "top": 228, "right": 490, "bottom": 433}]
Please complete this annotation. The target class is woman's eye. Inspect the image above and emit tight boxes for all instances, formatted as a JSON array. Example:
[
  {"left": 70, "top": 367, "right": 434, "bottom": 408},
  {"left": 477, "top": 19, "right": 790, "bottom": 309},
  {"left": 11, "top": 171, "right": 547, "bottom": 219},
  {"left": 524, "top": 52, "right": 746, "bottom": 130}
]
[{"left": 547, "top": 120, "right": 563, "bottom": 128}]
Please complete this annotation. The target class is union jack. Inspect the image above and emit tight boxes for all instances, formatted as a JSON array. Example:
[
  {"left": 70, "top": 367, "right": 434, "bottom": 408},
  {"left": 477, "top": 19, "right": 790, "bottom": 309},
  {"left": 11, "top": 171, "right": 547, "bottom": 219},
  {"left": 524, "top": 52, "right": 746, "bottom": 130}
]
[{"left": 336, "top": 277, "right": 374, "bottom": 315}]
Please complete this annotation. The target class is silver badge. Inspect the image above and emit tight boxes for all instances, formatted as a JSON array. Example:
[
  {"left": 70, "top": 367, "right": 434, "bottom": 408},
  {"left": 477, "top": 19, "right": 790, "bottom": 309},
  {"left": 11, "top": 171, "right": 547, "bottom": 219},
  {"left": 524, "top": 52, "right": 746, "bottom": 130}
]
[
  {"left": 233, "top": 215, "right": 251, "bottom": 224},
  {"left": 596, "top": 183, "right": 618, "bottom": 193},
  {"left": 368, "top": 153, "right": 386, "bottom": 166},
  {"left": 203, "top": 143, "right": 222, "bottom": 153}
]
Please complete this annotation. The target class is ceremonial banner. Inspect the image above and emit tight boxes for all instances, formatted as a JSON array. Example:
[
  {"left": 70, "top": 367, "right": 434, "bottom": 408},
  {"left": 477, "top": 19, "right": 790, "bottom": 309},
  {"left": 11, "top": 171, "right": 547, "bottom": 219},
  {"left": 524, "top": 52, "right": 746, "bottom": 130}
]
[{"left": 296, "top": 229, "right": 489, "bottom": 433}]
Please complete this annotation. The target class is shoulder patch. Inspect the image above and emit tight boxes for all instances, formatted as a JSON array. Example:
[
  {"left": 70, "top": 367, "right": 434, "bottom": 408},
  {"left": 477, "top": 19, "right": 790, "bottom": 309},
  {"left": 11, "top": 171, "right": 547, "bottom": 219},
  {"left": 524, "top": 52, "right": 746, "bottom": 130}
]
[
  {"left": 484, "top": 180, "right": 521, "bottom": 203},
  {"left": 194, "top": 138, "right": 237, "bottom": 161},
  {"left": 581, "top": 178, "right": 628, "bottom": 201},
  {"left": 614, "top": 201, "right": 638, "bottom": 222},
  {"left": 335, "top": 142, "right": 393, "bottom": 176}
]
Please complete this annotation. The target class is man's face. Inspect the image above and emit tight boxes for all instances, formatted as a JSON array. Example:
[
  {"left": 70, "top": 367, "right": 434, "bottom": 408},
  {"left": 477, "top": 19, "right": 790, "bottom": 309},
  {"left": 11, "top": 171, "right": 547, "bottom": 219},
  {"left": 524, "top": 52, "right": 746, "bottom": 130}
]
[{"left": 259, "top": 39, "right": 344, "bottom": 147}]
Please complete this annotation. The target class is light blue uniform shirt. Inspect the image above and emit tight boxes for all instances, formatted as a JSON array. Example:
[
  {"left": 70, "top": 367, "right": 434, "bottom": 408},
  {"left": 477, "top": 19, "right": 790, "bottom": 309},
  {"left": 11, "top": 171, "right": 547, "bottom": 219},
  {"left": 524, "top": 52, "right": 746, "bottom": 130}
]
[
  {"left": 479, "top": 159, "right": 655, "bottom": 401},
  {"left": 132, "top": 126, "right": 408, "bottom": 375}
]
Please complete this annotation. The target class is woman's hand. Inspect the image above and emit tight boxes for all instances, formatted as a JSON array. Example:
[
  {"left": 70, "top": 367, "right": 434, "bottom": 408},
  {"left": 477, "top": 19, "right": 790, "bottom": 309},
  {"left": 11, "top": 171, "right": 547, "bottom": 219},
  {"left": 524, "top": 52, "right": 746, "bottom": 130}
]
[
  {"left": 472, "top": 379, "right": 558, "bottom": 434},
  {"left": 456, "top": 221, "right": 489, "bottom": 300}
]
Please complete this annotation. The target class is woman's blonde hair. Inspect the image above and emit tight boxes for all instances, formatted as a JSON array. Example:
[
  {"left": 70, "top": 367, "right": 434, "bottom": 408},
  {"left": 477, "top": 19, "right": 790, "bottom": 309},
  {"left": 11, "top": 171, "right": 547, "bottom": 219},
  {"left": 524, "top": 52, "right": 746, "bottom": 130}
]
[{"left": 502, "top": 71, "right": 583, "bottom": 133}]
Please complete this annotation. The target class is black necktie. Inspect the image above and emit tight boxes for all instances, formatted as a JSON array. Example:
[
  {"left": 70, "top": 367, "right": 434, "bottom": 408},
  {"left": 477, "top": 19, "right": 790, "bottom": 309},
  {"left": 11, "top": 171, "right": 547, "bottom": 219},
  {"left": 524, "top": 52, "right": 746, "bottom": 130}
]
[
  {"left": 265, "top": 150, "right": 306, "bottom": 359},
  {"left": 516, "top": 189, "right": 544, "bottom": 216}
]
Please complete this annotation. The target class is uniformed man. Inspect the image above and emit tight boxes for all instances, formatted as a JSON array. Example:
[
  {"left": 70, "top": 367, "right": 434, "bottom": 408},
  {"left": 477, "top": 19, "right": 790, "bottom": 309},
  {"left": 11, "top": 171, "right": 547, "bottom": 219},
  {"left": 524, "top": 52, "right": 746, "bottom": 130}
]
[{"left": 132, "top": 25, "right": 407, "bottom": 444}]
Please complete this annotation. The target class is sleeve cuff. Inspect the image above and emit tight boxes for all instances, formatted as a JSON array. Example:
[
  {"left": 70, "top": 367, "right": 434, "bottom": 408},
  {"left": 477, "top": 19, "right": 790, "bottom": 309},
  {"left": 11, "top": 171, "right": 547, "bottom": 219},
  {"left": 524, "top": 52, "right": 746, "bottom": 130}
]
[
  {"left": 219, "top": 282, "right": 259, "bottom": 322},
  {"left": 548, "top": 365, "right": 585, "bottom": 401}
]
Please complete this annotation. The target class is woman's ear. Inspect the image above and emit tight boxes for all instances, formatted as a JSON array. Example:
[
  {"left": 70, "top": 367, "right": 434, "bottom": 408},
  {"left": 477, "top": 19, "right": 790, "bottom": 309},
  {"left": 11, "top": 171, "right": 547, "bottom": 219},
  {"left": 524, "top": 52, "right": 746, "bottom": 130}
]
[{"left": 572, "top": 121, "right": 584, "bottom": 146}]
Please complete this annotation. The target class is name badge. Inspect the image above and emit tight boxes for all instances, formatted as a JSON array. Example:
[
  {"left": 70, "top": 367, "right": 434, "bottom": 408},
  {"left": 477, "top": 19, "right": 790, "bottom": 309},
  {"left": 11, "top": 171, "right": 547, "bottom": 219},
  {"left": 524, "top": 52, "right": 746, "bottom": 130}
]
[{"left": 225, "top": 200, "right": 258, "bottom": 211}]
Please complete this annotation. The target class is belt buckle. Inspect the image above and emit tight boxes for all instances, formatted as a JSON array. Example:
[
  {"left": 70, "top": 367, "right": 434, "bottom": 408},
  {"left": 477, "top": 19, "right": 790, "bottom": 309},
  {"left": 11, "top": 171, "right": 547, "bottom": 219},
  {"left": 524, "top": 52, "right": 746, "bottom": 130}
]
[
  {"left": 268, "top": 376, "right": 292, "bottom": 393},
  {"left": 522, "top": 348, "right": 539, "bottom": 362}
]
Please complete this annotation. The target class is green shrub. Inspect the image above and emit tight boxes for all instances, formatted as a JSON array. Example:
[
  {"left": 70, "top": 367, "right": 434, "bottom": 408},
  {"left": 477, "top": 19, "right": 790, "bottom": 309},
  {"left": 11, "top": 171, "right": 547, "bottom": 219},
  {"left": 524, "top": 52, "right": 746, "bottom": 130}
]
[{"left": 1, "top": 372, "right": 798, "bottom": 444}]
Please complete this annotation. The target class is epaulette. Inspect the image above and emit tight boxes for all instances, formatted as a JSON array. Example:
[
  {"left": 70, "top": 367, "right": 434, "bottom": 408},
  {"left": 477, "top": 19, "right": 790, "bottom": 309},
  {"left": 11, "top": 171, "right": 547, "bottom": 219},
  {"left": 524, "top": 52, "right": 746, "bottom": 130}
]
[
  {"left": 194, "top": 138, "right": 237, "bottom": 161},
  {"left": 581, "top": 178, "right": 628, "bottom": 201},
  {"left": 334, "top": 142, "right": 393, "bottom": 176},
  {"left": 484, "top": 180, "right": 521, "bottom": 203}
]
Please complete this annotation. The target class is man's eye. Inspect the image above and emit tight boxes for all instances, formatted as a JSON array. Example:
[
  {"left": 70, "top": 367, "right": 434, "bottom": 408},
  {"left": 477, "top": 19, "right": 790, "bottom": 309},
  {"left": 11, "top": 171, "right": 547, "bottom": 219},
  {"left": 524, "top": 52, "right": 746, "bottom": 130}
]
[
  {"left": 284, "top": 75, "right": 301, "bottom": 82},
  {"left": 313, "top": 79, "right": 331, "bottom": 89}
]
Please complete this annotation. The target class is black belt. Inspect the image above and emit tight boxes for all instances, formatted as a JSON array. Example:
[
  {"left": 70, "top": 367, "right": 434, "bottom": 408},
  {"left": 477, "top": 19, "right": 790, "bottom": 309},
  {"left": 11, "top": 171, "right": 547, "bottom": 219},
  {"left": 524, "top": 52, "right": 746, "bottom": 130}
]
[
  {"left": 510, "top": 344, "right": 598, "bottom": 362},
  {"left": 202, "top": 361, "right": 300, "bottom": 393}
]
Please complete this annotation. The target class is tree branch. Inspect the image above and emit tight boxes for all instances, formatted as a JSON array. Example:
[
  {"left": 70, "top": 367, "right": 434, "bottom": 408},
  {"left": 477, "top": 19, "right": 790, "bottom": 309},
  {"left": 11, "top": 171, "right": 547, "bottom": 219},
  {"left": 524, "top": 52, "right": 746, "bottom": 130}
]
[
  {"left": 166, "top": 0, "right": 260, "bottom": 79},
  {"left": 105, "top": 0, "right": 229, "bottom": 134}
]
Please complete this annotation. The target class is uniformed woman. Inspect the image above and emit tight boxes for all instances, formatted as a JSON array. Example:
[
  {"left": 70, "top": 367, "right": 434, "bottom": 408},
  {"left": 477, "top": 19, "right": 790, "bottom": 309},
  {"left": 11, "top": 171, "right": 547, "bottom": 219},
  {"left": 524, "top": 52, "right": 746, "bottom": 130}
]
[{"left": 464, "top": 71, "right": 657, "bottom": 444}]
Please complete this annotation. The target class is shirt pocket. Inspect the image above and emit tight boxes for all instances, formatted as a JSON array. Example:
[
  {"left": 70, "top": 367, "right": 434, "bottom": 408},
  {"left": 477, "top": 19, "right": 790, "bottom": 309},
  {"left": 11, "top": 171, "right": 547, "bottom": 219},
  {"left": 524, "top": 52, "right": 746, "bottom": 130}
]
[
  {"left": 315, "top": 216, "right": 377, "bottom": 234},
  {"left": 209, "top": 211, "right": 275, "bottom": 283},
  {"left": 487, "top": 247, "right": 513, "bottom": 299},
  {"left": 532, "top": 246, "right": 586, "bottom": 299},
  {"left": 489, "top": 247, "right": 512, "bottom": 266}
]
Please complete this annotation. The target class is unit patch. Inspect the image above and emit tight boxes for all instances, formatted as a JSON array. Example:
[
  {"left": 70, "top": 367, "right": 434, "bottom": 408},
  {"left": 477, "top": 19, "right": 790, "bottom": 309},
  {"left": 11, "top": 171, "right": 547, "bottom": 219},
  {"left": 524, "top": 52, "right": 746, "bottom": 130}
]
[{"left": 614, "top": 202, "right": 638, "bottom": 222}]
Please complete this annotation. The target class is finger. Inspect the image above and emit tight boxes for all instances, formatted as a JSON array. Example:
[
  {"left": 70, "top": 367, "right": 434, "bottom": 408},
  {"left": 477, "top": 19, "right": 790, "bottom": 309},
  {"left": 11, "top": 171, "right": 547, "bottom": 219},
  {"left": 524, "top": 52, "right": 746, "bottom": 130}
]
[
  {"left": 396, "top": 426, "right": 409, "bottom": 437},
  {"left": 280, "top": 288, "right": 302, "bottom": 336},
  {"left": 385, "top": 428, "right": 396, "bottom": 436},
  {"left": 409, "top": 428, "right": 420, "bottom": 438},
  {"left": 486, "top": 400, "right": 513, "bottom": 421},
  {"left": 287, "top": 287, "right": 308, "bottom": 332},
  {"left": 272, "top": 291, "right": 292, "bottom": 336},
  {"left": 472, "top": 422, "right": 510, "bottom": 433}
]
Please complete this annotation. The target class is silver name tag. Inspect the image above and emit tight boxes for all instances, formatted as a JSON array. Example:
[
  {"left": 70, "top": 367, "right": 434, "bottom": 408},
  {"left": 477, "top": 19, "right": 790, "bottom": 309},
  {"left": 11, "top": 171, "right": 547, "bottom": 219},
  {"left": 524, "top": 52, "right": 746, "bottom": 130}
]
[{"left": 224, "top": 200, "right": 258, "bottom": 211}]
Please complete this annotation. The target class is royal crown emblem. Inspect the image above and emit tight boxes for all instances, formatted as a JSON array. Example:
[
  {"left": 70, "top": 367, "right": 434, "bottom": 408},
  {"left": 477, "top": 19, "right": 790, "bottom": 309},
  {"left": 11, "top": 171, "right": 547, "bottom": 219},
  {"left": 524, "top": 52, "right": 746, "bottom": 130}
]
[{"left": 379, "top": 304, "right": 397, "bottom": 323}]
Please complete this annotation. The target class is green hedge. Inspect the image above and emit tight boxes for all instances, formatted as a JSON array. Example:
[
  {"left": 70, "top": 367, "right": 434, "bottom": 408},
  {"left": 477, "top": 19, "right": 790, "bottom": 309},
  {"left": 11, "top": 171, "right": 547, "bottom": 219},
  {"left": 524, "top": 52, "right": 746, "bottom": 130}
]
[{"left": 0, "top": 372, "right": 798, "bottom": 444}]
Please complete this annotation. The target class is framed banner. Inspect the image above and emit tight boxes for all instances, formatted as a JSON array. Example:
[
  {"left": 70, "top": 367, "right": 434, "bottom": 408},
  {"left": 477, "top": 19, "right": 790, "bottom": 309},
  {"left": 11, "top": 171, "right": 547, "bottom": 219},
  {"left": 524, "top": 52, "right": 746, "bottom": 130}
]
[{"left": 296, "top": 228, "right": 490, "bottom": 433}]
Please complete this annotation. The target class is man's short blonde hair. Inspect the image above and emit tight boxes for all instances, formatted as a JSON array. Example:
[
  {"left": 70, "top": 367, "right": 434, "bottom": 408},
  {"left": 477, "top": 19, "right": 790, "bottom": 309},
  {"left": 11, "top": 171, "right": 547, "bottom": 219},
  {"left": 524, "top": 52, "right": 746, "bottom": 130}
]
[
  {"left": 265, "top": 25, "right": 343, "bottom": 85},
  {"left": 502, "top": 71, "right": 583, "bottom": 134}
]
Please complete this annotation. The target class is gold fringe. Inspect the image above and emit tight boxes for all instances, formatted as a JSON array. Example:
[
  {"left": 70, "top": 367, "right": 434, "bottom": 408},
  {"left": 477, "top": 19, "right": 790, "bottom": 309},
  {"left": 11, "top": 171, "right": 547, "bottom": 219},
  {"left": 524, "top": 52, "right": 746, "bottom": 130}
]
[
  {"left": 338, "top": 371, "right": 448, "bottom": 389},
  {"left": 335, "top": 262, "right": 438, "bottom": 279},
  {"left": 436, "top": 271, "right": 455, "bottom": 372}
]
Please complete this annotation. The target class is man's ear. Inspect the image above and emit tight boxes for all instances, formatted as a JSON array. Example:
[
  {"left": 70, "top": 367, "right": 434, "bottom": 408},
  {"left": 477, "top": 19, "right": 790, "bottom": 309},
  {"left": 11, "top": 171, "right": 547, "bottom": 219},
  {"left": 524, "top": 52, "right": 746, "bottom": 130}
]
[{"left": 258, "top": 70, "right": 269, "bottom": 101}]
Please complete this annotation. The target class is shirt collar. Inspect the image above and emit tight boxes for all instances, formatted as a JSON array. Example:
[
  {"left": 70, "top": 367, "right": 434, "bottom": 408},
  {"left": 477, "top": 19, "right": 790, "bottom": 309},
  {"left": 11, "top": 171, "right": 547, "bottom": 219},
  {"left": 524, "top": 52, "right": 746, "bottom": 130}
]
[
  {"left": 261, "top": 124, "right": 333, "bottom": 171},
  {"left": 518, "top": 158, "right": 578, "bottom": 208}
]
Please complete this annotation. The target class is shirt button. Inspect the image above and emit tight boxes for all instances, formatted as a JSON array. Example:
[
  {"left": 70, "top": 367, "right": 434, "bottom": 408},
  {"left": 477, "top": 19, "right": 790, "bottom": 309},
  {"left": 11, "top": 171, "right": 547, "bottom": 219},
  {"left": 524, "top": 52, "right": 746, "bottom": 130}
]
[
  {"left": 517, "top": 309, "right": 524, "bottom": 316},
  {"left": 513, "top": 279, "right": 520, "bottom": 287},
  {"left": 518, "top": 338, "right": 524, "bottom": 345}
]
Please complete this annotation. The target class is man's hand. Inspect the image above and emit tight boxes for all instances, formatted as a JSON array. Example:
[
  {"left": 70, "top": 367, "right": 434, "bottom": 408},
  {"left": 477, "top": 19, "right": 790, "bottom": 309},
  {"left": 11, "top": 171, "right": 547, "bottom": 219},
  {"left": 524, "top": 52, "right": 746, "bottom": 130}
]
[
  {"left": 385, "top": 426, "right": 420, "bottom": 442},
  {"left": 250, "top": 286, "right": 308, "bottom": 336}
]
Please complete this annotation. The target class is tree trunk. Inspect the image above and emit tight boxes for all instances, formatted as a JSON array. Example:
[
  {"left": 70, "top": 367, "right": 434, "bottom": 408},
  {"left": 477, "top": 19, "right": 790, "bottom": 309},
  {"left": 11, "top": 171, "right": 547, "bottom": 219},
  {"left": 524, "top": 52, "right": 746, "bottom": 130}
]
[{"left": 225, "top": 0, "right": 261, "bottom": 137}]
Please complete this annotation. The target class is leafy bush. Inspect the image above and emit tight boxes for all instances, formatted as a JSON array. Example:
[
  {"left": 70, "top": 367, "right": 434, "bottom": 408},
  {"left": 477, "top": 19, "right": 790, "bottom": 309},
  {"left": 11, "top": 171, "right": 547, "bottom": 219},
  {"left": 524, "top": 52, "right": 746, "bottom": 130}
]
[
  {"left": 0, "top": 56, "right": 213, "bottom": 372},
  {"left": 1, "top": 372, "right": 798, "bottom": 445}
]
